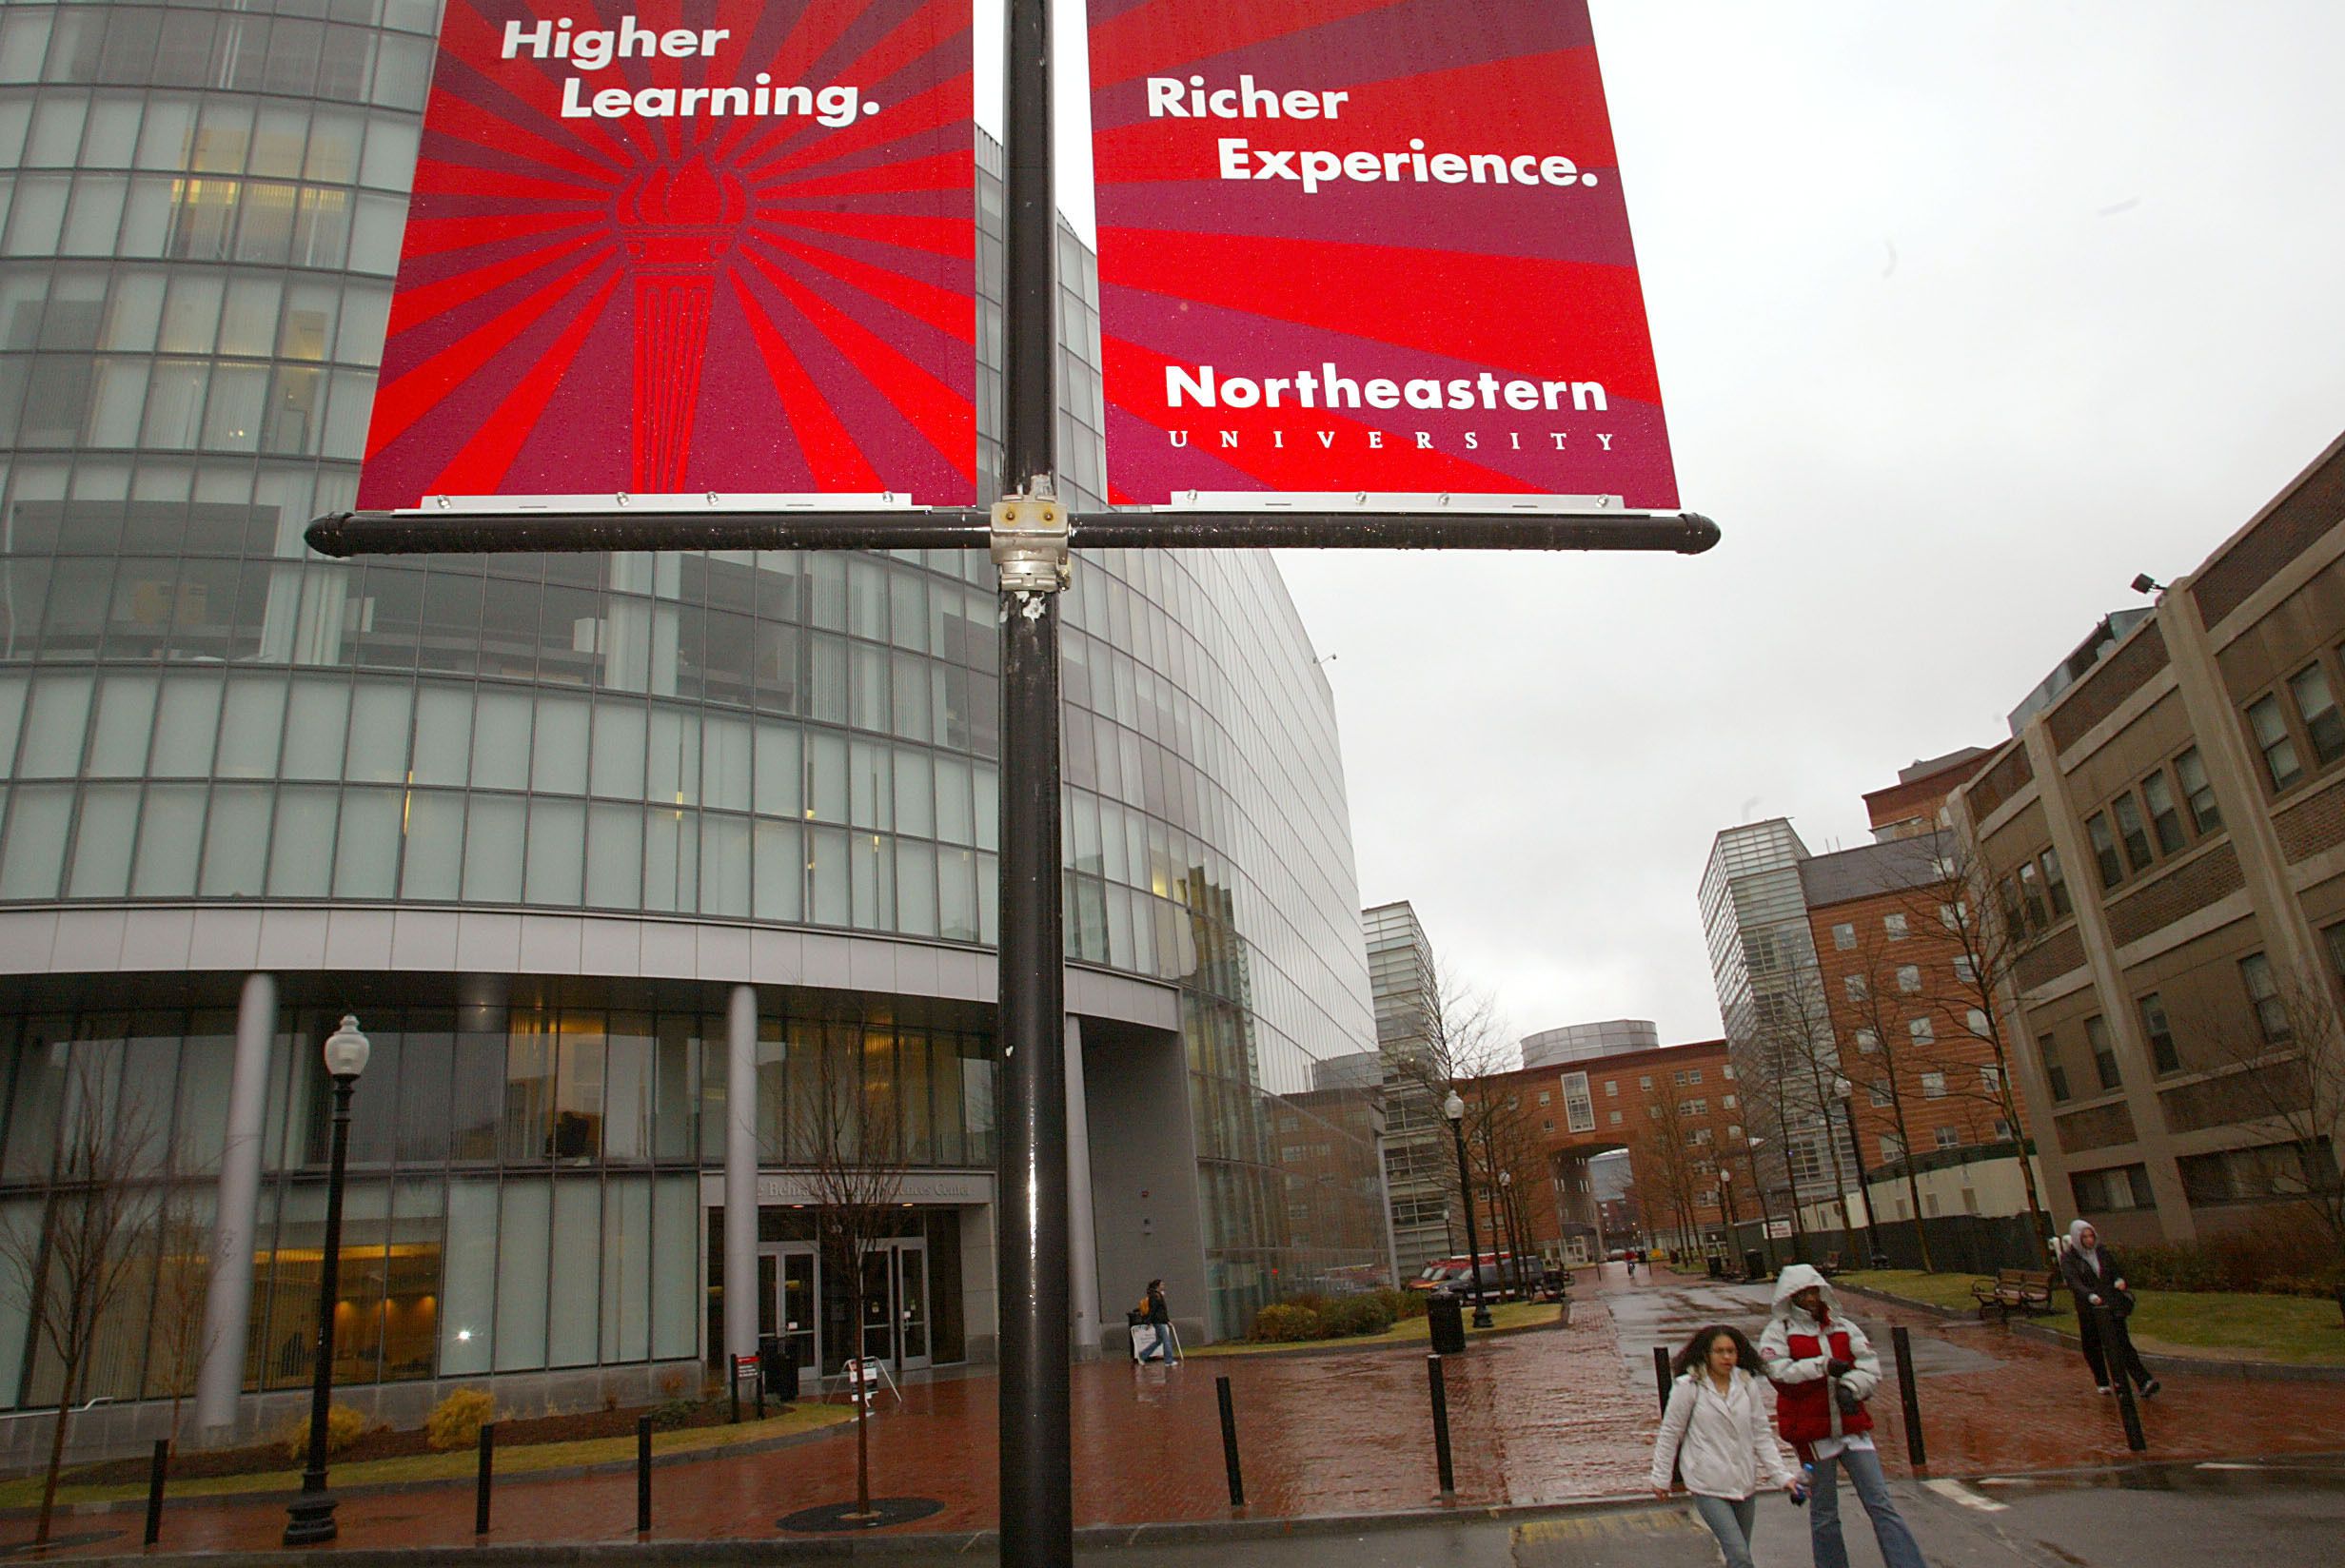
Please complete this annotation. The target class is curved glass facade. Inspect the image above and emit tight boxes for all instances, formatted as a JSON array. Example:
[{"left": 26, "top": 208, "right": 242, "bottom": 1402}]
[{"left": 0, "top": 0, "right": 1383, "bottom": 1420}]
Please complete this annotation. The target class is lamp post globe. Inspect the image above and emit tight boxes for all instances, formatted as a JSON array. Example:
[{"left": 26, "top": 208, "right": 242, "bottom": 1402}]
[
  {"left": 285, "top": 1015, "right": 368, "bottom": 1546},
  {"left": 1441, "top": 1088, "right": 1491, "bottom": 1327}
]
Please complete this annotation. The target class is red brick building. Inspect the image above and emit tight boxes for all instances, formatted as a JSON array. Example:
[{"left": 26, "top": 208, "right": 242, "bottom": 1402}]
[{"left": 1454, "top": 1038, "right": 1744, "bottom": 1263}]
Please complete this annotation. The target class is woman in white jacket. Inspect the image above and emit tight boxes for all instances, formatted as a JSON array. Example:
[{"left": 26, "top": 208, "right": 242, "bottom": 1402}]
[{"left": 1650, "top": 1323, "right": 1803, "bottom": 1568}]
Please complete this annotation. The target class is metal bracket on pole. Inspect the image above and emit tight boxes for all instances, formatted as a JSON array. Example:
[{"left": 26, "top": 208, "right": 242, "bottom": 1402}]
[{"left": 992, "top": 495, "right": 1071, "bottom": 594}]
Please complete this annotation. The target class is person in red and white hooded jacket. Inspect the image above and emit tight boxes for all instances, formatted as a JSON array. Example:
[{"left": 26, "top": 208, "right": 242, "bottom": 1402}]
[{"left": 1758, "top": 1264, "right": 1931, "bottom": 1568}]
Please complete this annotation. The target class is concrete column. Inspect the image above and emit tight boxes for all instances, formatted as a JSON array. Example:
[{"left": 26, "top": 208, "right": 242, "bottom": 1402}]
[
  {"left": 1063, "top": 1016, "right": 1103, "bottom": 1360},
  {"left": 2023, "top": 716, "right": 2196, "bottom": 1234},
  {"left": 194, "top": 972, "right": 275, "bottom": 1445},
  {"left": 723, "top": 985, "right": 759, "bottom": 1363}
]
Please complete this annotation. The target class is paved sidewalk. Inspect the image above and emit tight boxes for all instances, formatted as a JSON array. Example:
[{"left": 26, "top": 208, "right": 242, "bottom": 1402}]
[
  {"left": 10, "top": 1269, "right": 2343, "bottom": 1561},
  {"left": 2, "top": 1293, "right": 1651, "bottom": 1559}
]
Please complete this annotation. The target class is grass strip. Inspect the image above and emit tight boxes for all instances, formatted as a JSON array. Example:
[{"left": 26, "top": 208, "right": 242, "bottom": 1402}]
[
  {"left": 0, "top": 1403, "right": 855, "bottom": 1511},
  {"left": 1838, "top": 1268, "right": 2345, "bottom": 1366}
]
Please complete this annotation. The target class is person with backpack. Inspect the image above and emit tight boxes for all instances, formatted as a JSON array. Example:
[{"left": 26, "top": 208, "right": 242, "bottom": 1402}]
[
  {"left": 1759, "top": 1264, "right": 1930, "bottom": 1568},
  {"left": 1133, "top": 1279, "right": 1173, "bottom": 1363},
  {"left": 1649, "top": 1323, "right": 1804, "bottom": 1568}
]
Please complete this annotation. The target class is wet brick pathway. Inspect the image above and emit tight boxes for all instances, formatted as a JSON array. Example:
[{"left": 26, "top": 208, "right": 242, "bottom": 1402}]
[{"left": 5, "top": 1270, "right": 2341, "bottom": 1557}]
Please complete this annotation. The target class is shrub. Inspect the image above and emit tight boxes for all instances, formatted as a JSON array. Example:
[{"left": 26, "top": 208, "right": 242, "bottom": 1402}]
[
  {"left": 648, "top": 1396, "right": 706, "bottom": 1431},
  {"left": 425, "top": 1388, "right": 495, "bottom": 1451},
  {"left": 1320, "top": 1294, "right": 1395, "bottom": 1339},
  {"left": 1250, "top": 1303, "right": 1324, "bottom": 1343},
  {"left": 1371, "top": 1287, "right": 1428, "bottom": 1321},
  {"left": 279, "top": 1402, "right": 370, "bottom": 1461}
]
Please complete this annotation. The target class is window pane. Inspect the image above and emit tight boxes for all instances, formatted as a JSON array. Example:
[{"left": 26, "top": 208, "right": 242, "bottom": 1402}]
[
  {"left": 131, "top": 783, "right": 206, "bottom": 894},
  {"left": 463, "top": 796, "right": 523, "bottom": 901},
  {"left": 2289, "top": 663, "right": 2345, "bottom": 765},
  {"left": 2175, "top": 748, "right": 2222, "bottom": 832},
  {"left": 400, "top": 789, "right": 463, "bottom": 900},
  {"left": 2248, "top": 695, "right": 2301, "bottom": 789},
  {"left": 333, "top": 788, "right": 402, "bottom": 897},
  {"left": 493, "top": 1182, "right": 550, "bottom": 1370},
  {"left": 267, "top": 786, "right": 337, "bottom": 896},
  {"left": 585, "top": 803, "right": 641, "bottom": 909},
  {"left": 2110, "top": 794, "right": 2153, "bottom": 871}
]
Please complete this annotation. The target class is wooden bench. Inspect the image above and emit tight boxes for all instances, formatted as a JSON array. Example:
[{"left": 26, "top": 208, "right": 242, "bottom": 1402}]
[{"left": 1969, "top": 1267, "right": 2059, "bottom": 1322}]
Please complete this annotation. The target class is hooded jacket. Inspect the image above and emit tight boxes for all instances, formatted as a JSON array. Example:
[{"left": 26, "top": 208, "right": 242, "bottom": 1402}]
[
  {"left": 1759, "top": 1264, "right": 1879, "bottom": 1451},
  {"left": 1649, "top": 1363, "right": 1800, "bottom": 1499},
  {"left": 2059, "top": 1219, "right": 2122, "bottom": 1308}
]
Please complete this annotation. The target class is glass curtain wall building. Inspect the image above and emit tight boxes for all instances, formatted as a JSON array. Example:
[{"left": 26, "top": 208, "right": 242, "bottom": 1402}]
[
  {"left": 1699, "top": 820, "right": 1839, "bottom": 1227},
  {"left": 0, "top": 0, "right": 1386, "bottom": 1457}
]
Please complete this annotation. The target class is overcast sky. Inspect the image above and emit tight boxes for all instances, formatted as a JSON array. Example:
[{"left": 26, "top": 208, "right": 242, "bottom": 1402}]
[{"left": 996, "top": 3, "right": 2345, "bottom": 1052}]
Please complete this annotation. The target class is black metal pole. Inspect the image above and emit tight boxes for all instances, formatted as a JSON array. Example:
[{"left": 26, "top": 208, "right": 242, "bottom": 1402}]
[
  {"left": 995, "top": 0, "right": 1069, "bottom": 1554},
  {"left": 475, "top": 1422, "right": 493, "bottom": 1536},
  {"left": 1841, "top": 1101, "right": 1886, "bottom": 1268},
  {"left": 284, "top": 1071, "right": 356, "bottom": 1545},
  {"left": 1214, "top": 1376, "right": 1245, "bottom": 1507},
  {"left": 143, "top": 1439, "right": 168, "bottom": 1547},
  {"left": 1890, "top": 1325, "right": 1926, "bottom": 1470},
  {"left": 636, "top": 1415, "right": 653, "bottom": 1532},
  {"left": 729, "top": 1353, "right": 740, "bottom": 1424},
  {"left": 1652, "top": 1345, "right": 1673, "bottom": 1415},
  {"left": 1447, "top": 1107, "right": 1491, "bottom": 1328},
  {"left": 1426, "top": 1356, "right": 1455, "bottom": 1497},
  {"left": 2100, "top": 1307, "right": 2147, "bottom": 1452}
]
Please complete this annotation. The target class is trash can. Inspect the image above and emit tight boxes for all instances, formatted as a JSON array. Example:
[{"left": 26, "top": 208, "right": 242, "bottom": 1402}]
[
  {"left": 1427, "top": 1289, "right": 1468, "bottom": 1355},
  {"left": 1744, "top": 1249, "right": 1767, "bottom": 1283},
  {"left": 759, "top": 1334, "right": 799, "bottom": 1401},
  {"left": 1706, "top": 1254, "right": 1725, "bottom": 1280}
]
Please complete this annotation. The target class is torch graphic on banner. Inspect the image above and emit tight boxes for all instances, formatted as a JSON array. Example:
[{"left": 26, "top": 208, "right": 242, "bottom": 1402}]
[{"left": 611, "top": 153, "right": 751, "bottom": 494}]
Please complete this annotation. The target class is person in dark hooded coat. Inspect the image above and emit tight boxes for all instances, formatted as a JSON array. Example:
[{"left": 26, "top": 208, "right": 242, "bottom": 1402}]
[{"left": 2058, "top": 1220, "right": 2158, "bottom": 1398}]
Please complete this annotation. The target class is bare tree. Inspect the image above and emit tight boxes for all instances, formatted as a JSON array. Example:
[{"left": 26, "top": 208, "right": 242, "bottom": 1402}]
[
  {"left": 145, "top": 1188, "right": 215, "bottom": 1445},
  {"left": 789, "top": 1011, "right": 907, "bottom": 1525},
  {"left": 1384, "top": 956, "right": 1516, "bottom": 1292},
  {"left": 2179, "top": 963, "right": 2345, "bottom": 1273},
  {"left": 0, "top": 1054, "right": 161, "bottom": 1546},
  {"left": 1828, "top": 925, "right": 1941, "bottom": 1271},
  {"left": 1893, "top": 831, "right": 2056, "bottom": 1247},
  {"left": 1738, "top": 957, "right": 1843, "bottom": 1262}
]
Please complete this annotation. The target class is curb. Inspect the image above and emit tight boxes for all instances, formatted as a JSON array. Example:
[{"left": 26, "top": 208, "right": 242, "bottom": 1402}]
[
  {"left": 1833, "top": 1283, "right": 2345, "bottom": 1384},
  {"left": 18, "top": 1492, "right": 1686, "bottom": 1567}
]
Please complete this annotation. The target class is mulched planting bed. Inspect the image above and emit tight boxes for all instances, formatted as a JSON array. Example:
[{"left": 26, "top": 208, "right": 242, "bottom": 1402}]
[{"left": 63, "top": 1398, "right": 765, "bottom": 1486}]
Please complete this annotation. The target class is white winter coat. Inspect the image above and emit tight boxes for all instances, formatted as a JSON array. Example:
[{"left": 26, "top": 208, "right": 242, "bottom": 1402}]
[{"left": 1648, "top": 1365, "right": 1800, "bottom": 1499}]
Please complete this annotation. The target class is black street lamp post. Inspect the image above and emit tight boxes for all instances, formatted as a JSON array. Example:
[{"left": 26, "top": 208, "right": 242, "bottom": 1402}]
[
  {"left": 1834, "top": 1078, "right": 1888, "bottom": 1269},
  {"left": 1442, "top": 1090, "right": 1492, "bottom": 1328},
  {"left": 1745, "top": 1136, "right": 1778, "bottom": 1274},
  {"left": 285, "top": 1015, "right": 370, "bottom": 1546}
]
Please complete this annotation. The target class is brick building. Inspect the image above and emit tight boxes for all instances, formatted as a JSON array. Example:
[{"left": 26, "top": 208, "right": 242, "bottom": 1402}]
[
  {"left": 1459, "top": 1038, "right": 1741, "bottom": 1263},
  {"left": 1800, "top": 794, "right": 2043, "bottom": 1231},
  {"left": 1952, "top": 430, "right": 2345, "bottom": 1247}
]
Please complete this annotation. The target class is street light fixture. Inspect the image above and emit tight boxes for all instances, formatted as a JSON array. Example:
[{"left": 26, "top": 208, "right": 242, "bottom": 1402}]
[
  {"left": 1441, "top": 1090, "right": 1493, "bottom": 1328},
  {"left": 1833, "top": 1077, "right": 1888, "bottom": 1269},
  {"left": 285, "top": 1015, "right": 369, "bottom": 1546}
]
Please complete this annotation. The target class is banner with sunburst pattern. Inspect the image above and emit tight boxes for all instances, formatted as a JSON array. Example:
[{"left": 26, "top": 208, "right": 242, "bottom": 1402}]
[{"left": 358, "top": 1, "right": 975, "bottom": 509}]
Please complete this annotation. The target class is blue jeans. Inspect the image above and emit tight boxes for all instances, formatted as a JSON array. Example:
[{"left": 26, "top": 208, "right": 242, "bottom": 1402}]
[
  {"left": 1808, "top": 1445, "right": 1926, "bottom": 1568},
  {"left": 1138, "top": 1323, "right": 1168, "bottom": 1361},
  {"left": 1691, "top": 1494, "right": 1760, "bottom": 1568}
]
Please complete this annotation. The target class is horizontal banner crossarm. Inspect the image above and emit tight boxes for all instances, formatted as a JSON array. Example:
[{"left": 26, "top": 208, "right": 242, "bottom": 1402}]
[
  {"left": 1070, "top": 511, "right": 1720, "bottom": 553},
  {"left": 302, "top": 510, "right": 996, "bottom": 559},
  {"left": 304, "top": 509, "right": 1718, "bottom": 559}
]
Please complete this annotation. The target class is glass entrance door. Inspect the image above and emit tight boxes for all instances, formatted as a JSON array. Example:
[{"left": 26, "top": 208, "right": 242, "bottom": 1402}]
[
  {"left": 849, "top": 1240, "right": 931, "bottom": 1373},
  {"left": 759, "top": 1244, "right": 819, "bottom": 1377}
]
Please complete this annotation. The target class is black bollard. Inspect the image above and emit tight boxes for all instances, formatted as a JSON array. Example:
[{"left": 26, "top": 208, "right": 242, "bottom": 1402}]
[
  {"left": 143, "top": 1439, "right": 168, "bottom": 1548},
  {"left": 1653, "top": 1344, "right": 1673, "bottom": 1414},
  {"left": 755, "top": 1357, "right": 766, "bottom": 1421},
  {"left": 729, "top": 1353, "right": 740, "bottom": 1424},
  {"left": 636, "top": 1415, "right": 652, "bottom": 1533},
  {"left": 1214, "top": 1376, "right": 1245, "bottom": 1507},
  {"left": 2100, "top": 1307, "right": 2147, "bottom": 1452},
  {"left": 1427, "top": 1354, "right": 1456, "bottom": 1497},
  {"left": 475, "top": 1421, "right": 494, "bottom": 1536},
  {"left": 1890, "top": 1325, "right": 1926, "bottom": 1469}
]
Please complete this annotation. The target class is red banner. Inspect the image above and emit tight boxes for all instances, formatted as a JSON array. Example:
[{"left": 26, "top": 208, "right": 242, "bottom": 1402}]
[
  {"left": 1086, "top": 0, "right": 1677, "bottom": 507},
  {"left": 358, "top": 1, "right": 975, "bottom": 509}
]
